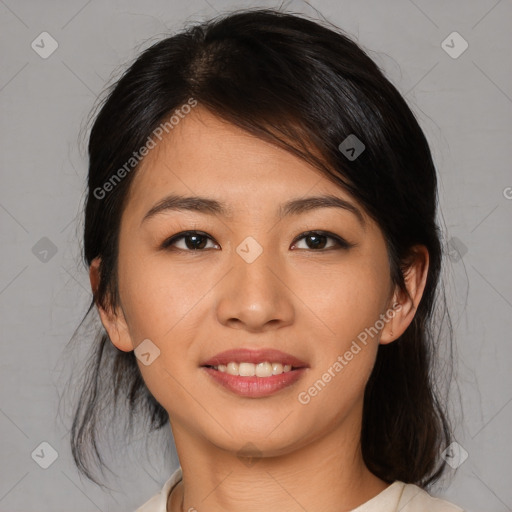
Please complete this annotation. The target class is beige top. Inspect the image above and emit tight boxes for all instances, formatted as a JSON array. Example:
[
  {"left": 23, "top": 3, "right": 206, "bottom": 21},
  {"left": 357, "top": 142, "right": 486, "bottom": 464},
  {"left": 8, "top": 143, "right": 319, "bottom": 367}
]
[{"left": 136, "top": 467, "right": 464, "bottom": 512}]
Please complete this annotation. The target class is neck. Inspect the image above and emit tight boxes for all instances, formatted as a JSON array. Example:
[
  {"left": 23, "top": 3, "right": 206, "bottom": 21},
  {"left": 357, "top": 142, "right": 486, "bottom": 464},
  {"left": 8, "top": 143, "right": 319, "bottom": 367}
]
[{"left": 167, "top": 415, "right": 389, "bottom": 512}]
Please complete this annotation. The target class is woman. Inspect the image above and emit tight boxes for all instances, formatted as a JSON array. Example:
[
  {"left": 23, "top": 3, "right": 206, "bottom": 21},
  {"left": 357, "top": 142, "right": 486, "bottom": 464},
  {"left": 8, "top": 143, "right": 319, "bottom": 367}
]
[{"left": 71, "top": 8, "right": 464, "bottom": 512}]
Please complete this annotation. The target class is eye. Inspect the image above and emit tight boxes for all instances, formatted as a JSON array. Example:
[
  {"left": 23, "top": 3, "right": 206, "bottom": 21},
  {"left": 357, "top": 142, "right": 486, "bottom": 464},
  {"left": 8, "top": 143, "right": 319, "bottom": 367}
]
[
  {"left": 161, "top": 231, "right": 219, "bottom": 251},
  {"left": 291, "top": 231, "right": 353, "bottom": 251},
  {"left": 161, "top": 230, "right": 353, "bottom": 252}
]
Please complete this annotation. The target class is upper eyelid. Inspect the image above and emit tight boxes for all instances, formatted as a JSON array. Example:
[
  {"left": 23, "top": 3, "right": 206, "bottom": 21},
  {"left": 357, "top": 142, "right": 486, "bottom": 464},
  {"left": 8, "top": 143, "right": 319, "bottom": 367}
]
[{"left": 165, "top": 231, "right": 219, "bottom": 248}]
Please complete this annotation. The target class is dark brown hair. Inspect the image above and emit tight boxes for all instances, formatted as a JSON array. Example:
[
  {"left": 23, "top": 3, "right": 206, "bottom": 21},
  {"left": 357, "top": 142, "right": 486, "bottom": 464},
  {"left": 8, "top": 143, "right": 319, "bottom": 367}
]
[{"left": 68, "top": 7, "right": 453, "bottom": 490}]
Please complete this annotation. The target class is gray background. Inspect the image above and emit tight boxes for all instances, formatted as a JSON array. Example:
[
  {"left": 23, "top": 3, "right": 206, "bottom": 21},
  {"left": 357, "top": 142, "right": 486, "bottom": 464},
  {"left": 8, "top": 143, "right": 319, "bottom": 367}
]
[{"left": 0, "top": 0, "right": 511, "bottom": 511}]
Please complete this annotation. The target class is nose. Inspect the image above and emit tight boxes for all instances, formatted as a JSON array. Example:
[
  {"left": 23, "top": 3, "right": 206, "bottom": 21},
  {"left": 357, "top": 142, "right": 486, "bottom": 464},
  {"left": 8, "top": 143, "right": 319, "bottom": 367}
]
[{"left": 214, "top": 245, "right": 295, "bottom": 333}]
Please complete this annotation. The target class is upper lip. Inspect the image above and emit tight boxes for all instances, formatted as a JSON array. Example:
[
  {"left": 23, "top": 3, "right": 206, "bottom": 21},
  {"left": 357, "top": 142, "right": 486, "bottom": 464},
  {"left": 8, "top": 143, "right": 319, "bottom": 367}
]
[{"left": 202, "top": 348, "right": 308, "bottom": 368}]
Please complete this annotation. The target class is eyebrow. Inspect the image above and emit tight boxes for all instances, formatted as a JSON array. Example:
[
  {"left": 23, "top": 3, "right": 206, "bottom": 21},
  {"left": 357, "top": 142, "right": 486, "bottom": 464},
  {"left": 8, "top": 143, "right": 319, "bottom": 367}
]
[{"left": 140, "top": 193, "right": 366, "bottom": 229}]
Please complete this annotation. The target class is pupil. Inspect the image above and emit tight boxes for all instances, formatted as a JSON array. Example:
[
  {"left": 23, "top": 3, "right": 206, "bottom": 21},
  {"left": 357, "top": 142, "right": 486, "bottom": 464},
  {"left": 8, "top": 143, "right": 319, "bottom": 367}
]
[
  {"left": 307, "top": 234, "right": 326, "bottom": 249},
  {"left": 186, "top": 235, "right": 206, "bottom": 250}
]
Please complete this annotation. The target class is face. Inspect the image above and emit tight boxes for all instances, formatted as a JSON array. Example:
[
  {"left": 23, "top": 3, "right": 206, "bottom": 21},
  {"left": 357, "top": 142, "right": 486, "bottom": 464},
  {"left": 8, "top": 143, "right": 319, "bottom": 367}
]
[{"left": 93, "top": 107, "right": 420, "bottom": 459}]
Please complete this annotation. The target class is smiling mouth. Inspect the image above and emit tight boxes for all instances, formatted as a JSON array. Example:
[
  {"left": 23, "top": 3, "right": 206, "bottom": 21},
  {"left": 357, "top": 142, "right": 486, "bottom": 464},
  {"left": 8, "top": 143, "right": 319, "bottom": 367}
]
[{"left": 203, "top": 361, "right": 298, "bottom": 377}]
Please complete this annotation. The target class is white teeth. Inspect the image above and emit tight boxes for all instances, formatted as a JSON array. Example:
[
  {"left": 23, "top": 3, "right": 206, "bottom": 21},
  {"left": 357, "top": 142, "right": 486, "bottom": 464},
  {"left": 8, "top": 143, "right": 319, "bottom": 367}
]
[
  {"left": 239, "top": 362, "right": 255, "bottom": 377},
  {"left": 211, "top": 361, "right": 294, "bottom": 377},
  {"left": 226, "top": 362, "right": 238, "bottom": 375},
  {"left": 271, "top": 363, "right": 283, "bottom": 375},
  {"left": 256, "top": 362, "right": 273, "bottom": 377}
]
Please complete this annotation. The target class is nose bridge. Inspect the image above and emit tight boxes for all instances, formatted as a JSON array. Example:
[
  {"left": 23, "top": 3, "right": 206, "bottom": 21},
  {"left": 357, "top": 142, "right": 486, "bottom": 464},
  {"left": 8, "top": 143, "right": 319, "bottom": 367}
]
[
  {"left": 214, "top": 236, "right": 294, "bottom": 330},
  {"left": 234, "top": 243, "right": 277, "bottom": 300}
]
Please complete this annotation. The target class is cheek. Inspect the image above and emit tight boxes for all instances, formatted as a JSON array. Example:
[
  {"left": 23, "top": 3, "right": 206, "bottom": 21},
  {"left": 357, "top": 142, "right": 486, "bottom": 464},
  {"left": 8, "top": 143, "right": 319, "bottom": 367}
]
[
  {"left": 294, "top": 250, "right": 391, "bottom": 413},
  {"left": 296, "top": 267, "right": 386, "bottom": 407},
  {"left": 116, "top": 248, "right": 213, "bottom": 342},
  {"left": 298, "top": 259, "right": 391, "bottom": 346},
  {"left": 115, "top": 251, "right": 208, "bottom": 416}
]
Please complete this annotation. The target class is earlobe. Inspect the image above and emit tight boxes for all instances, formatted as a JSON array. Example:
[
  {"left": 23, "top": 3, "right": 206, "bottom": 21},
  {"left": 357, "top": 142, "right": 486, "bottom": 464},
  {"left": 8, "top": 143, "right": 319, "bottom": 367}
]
[
  {"left": 380, "top": 245, "right": 429, "bottom": 345},
  {"left": 89, "top": 257, "right": 134, "bottom": 353}
]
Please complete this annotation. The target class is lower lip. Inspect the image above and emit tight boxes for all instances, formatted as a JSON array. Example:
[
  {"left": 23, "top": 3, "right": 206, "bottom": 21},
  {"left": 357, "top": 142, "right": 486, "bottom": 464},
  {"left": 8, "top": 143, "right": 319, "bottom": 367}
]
[{"left": 202, "top": 367, "right": 307, "bottom": 397}]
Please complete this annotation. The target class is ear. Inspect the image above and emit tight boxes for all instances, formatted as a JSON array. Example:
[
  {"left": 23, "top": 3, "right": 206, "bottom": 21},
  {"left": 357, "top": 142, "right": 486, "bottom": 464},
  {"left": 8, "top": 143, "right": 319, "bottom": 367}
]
[
  {"left": 89, "top": 257, "right": 134, "bottom": 352},
  {"left": 379, "top": 245, "right": 429, "bottom": 345}
]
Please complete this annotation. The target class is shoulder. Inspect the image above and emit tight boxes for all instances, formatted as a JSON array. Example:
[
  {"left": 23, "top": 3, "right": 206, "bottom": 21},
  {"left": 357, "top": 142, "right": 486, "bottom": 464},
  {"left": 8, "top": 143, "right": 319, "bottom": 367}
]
[
  {"left": 135, "top": 467, "right": 183, "bottom": 512},
  {"left": 398, "top": 483, "right": 465, "bottom": 512}
]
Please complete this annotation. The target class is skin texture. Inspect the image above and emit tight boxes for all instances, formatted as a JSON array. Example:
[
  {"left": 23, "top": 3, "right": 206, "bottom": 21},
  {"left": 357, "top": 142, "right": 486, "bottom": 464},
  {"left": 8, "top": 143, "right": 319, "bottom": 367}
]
[{"left": 89, "top": 107, "right": 429, "bottom": 512}]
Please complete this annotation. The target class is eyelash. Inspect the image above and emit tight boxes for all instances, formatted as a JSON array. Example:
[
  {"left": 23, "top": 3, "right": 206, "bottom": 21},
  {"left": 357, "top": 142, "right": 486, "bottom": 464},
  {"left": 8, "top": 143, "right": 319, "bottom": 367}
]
[{"left": 160, "top": 230, "right": 355, "bottom": 252}]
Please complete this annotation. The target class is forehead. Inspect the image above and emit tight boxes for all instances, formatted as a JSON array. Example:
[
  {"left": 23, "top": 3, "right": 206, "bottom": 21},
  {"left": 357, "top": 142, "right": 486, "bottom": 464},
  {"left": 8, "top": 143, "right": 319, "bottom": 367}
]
[{"left": 124, "top": 106, "right": 365, "bottom": 221}]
